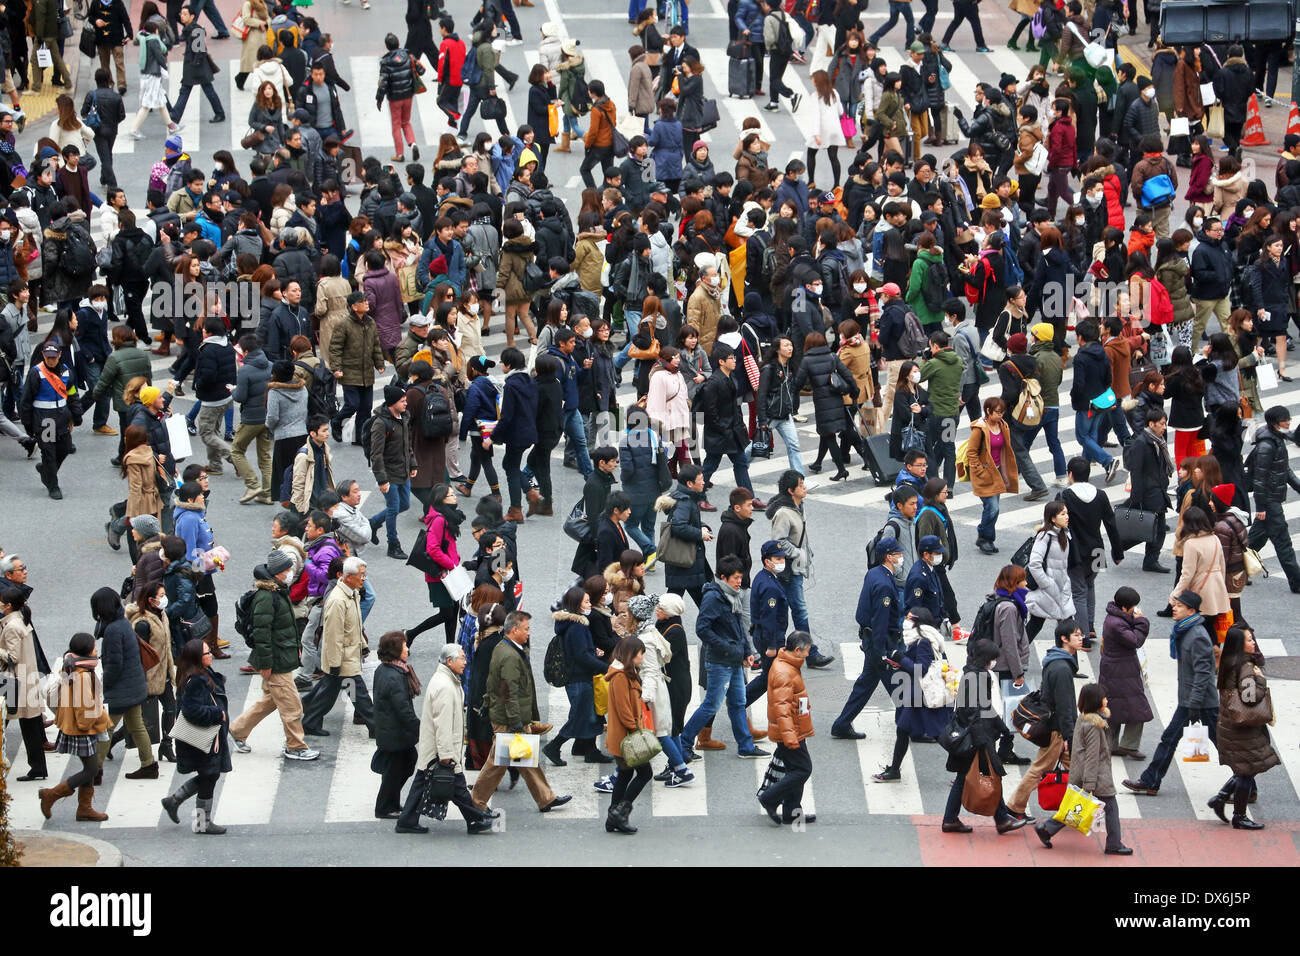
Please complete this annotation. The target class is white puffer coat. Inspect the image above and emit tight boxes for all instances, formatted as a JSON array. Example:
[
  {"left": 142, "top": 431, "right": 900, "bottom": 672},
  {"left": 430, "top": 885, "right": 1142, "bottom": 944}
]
[
  {"left": 638, "top": 623, "right": 673, "bottom": 735},
  {"left": 1025, "top": 528, "right": 1076, "bottom": 623}
]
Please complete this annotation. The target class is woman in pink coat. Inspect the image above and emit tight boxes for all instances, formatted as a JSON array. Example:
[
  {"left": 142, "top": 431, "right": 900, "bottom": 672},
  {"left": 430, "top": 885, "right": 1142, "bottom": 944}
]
[
  {"left": 645, "top": 346, "right": 694, "bottom": 474},
  {"left": 406, "top": 483, "right": 465, "bottom": 646},
  {"left": 362, "top": 248, "right": 407, "bottom": 362}
]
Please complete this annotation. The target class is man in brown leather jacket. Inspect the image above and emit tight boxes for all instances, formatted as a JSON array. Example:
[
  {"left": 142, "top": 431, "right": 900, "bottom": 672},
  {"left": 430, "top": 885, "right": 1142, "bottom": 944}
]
[{"left": 758, "top": 630, "right": 816, "bottom": 826}]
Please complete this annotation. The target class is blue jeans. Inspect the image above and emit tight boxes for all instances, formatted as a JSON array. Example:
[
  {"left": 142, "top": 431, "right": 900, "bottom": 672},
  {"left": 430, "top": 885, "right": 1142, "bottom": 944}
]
[
  {"left": 613, "top": 341, "right": 633, "bottom": 371},
  {"left": 191, "top": 0, "right": 229, "bottom": 34},
  {"left": 360, "top": 578, "right": 376, "bottom": 622},
  {"left": 170, "top": 80, "right": 224, "bottom": 123},
  {"left": 563, "top": 408, "right": 593, "bottom": 477},
  {"left": 626, "top": 500, "right": 656, "bottom": 554},
  {"left": 559, "top": 679, "right": 602, "bottom": 739},
  {"left": 869, "top": 0, "right": 915, "bottom": 44},
  {"left": 1074, "top": 409, "right": 1114, "bottom": 468},
  {"left": 370, "top": 481, "right": 411, "bottom": 545},
  {"left": 1007, "top": 417, "right": 1045, "bottom": 493},
  {"left": 770, "top": 417, "right": 805, "bottom": 474},
  {"left": 83, "top": 361, "right": 111, "bottom": 429},
  {"left": 681, "top": 662, "right": 755, "bottom": 752},
  {"left": 658, "top": 733, "right": 687, "bottom": 771},
  {"left": 977, "top": 494, "right": 1000, "bottom": 542},
  {"left": 1040, "top": 406, "right": 1068, "bottom": 478},
  {"left": 780, "top": 573, "right": 809, "bottom": 632},
  {"left": 701, "top": 445, "right": 752, "bottom": 493},
  {"left": 563, "top": 112, "right": 581, "bottom": 136},
  {"left": 1138, "top": 705, "right": 1219, "bottom": 791}
]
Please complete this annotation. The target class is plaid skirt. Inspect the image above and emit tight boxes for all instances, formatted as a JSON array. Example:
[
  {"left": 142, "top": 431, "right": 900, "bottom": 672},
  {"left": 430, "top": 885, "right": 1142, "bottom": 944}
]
[{"left": 56, "top": 732, "right": 101, "bottom": 757}]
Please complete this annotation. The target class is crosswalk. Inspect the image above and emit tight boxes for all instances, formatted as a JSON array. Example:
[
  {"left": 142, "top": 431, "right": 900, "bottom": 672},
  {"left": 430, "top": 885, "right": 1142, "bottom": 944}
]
[{"left": 8, "top": 634, "right": 1296, "bottom": 829}]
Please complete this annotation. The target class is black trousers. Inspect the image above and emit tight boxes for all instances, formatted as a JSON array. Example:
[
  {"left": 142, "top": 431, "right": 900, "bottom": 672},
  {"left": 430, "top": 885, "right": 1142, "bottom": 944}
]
[
  {"left": 375, "top": 746, "right": 417, "bottom": 816},
  {"left": 760, "top": 740, "right": 812, "bottom": 820},
  {"left": 768, "top": 54, "right": 793, "bottom": 104},
  {"left": 302, "top": 671, "right": 374, "bottom": 731},
  {"left": 525, "top": 438, "right": 558, "bottom": 503},
  {"left": 34, "top": 409, "right": 72, "bottom": 491},
  {"left": 668, "top": 584, "right": 705, "bottom": 610},
  {"left": 17, "top": 714, "right": 48, "bottom": 776},
  {"left": 122, "top": 280, "right": 150, "bottom": 343},
  {"left": 93, "top": 129, "right": 118, "bottom": 188},
  {"left": 580, "top": 145, "right": 614, "bottom": 188},
  {"left": 397, "top": 766, "right": 487, "bottom": 828},
  {"left": 610, "top": 760, "right": 653, "bottom": 806},
  {"left": 1248, "top": 501, "right": 1300, "bottom": 588},
  {"left": 942, "top": 0, "right": 986, "bottom": 46}
]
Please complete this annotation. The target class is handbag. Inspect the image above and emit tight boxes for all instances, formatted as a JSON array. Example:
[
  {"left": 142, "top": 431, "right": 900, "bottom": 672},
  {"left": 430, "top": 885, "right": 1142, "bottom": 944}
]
[
  {"left": 1038, "top": 762, "right": 1069, "bottom": 811},
  {"left": 699, "top": 98, "right": 721, "bottom": 132},
  {"left": 406, "top": 528, "right": 444, "bottom": 577},
  {"left": 1222, "top": 687, "right": 1272, "bottom": 729},
  {"left": 417, "top": 763, "right": 458, "bottom": 819},
  {"left": 232, "top": 14, "right": 250, "bottom": 39},
  {"left": 901, "top": 414, "right": 926, "bottom": 453},
  {"left": 1129, "top": 353, "right": 1157, "bottom": 391},
  {"left": 1206, "top": 104, "right": 1225, "bottom": 139},
  {"left": 1090, "top": 386, "right": 1117, "bottom": 411},
  {"left": 1178, "top": 722, "right": 1211, "bottom": 762},
  {"left": 137, "top": 633, "right": 161, "bottom": 671},
  {"left": 241, "top": 129, "right": 266, "bottom": 150},
  {"left": 979, "top": 336, "right": 1006, "bottom": 363},
  {"left": 441, "top": 564, "right": 474, "bottom": 602},
  {"left": 78, "top": 23, "right": 96, "bottom": 58},
  {"left": 548, "top": 101, "right": 560, "bottom": 137},
  {"left": 36, "top": 45, "right": 52, "bottom": 69},
  {"left": 1113, "top": 505, "right": 1160, "bottom": 547},
  {"left": 562, "top": 498, "right": 590, "bottom": 542},
  {"left": 1243, "top": 546, "right": 1266, "bottom": 580},
  {"left": 171, "top": 691, "right": 221, "bottom": 753},
  {"left": 619, "top": 699, "right": 662, "bottom": 767},
  {"left": 165, "top": 414, "right": 193, "bottom": 461},
  {"left": 656, "top": 520, "right": 698, "bottom": 569},
  {"left": 840, "top": 113, "right": 857, "bottom": 140},
  {"left": 750, "top": 424, "right": 774, "bottom": 459},
  {"left": 961, "top": 747, "right": 1003, "bottom": 816},
  {"left": 480, "top": 95, "right": 507, "bottom": 121},
  {"left": 83, "top": 91, "right": 102, "bottom": 131},
  {"left": 1147, "top": 327, "right": 1172, "bottom": 366},
  {"left": 1255, "top": 361, "right": 1279, "bottom": 391},
  {"left": 1052, "top": 784, "right": 1102, "bottom": 834}
]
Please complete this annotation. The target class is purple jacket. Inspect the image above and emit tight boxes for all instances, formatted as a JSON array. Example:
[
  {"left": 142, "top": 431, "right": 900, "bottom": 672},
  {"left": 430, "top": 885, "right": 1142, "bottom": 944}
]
[
  {"left": 304, "top": 534, "right": 343, "bottom": 597},
  {"left": 363, "top": 268, "right": 406, "bottom": 351}
]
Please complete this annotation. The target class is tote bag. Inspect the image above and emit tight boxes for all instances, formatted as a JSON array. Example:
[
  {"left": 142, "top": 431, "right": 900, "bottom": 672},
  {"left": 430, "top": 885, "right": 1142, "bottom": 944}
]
[
  {"left": 961, "top": 747, "right": 1003, "bottom": 816},
  {"left": 165, "top": 414, "right": 193, "bottom": 461}
]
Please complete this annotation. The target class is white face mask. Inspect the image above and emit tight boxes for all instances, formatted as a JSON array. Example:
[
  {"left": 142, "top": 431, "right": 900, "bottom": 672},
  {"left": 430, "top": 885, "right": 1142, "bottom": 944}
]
[
  {"left": 810, "top": 283, "right": 823, "bottom": 297},
  {"left": 1074, "top": 216, "right": 1086, "bottom": 227},
  {"left": 853, "top": 282, "right": 867, "bottom": 293},
  {"left": 1193, "top": 217, "right": 1204, "bottom": 230},
  {"left": 603, "top": 592, "right": 613, "bottom": 605},
  {"left": 503, "top": 567, "right": 515, "bottom": 581},
  {"left": 580, "top": 327, "right": 593, "bottom": 338},
  {"left": 909, "top": 369, "right": 921, "bottom": 383},
  {"left": 1142, "top": 87, "right": 1156, "bottom": 100},
  {"left": 0, "top": 230, "right": 10, "bottom": 242},
  {"left": 467, "top": 302, "right": 480, "bottom": 315},
  {"left": 155, "top": 595, "right": 169, "bottom": 611},
  {"left": 92, "top": 300, "right": 106, "bottom": 312},
  {"left": 707, "top": 275, "right": 720, "bottom": 287},
  {"left": 928, "top": 554, "right": 943, "bottom": 567},
  {"left": 1086, "top": 192, "right": 1103, "bottom": 205},
  {"left": 772, "top": 560, "right": 786, "bottom": 575}
]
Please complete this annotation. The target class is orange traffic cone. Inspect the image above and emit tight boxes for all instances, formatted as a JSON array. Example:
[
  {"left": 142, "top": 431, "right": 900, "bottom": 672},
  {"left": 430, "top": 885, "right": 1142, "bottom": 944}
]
[
  {"left": 1241, "top": 94, "right": 1269, "bottom": 147},
  {"left": 1281, "top": 102, "right": 1300, "bottom": 152}
]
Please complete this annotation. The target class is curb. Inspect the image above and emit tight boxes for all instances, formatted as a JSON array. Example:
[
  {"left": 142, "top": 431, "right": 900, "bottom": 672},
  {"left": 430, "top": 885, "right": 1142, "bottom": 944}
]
[{"left": 15, "top": 829, "right": 124, "bottom": 867}]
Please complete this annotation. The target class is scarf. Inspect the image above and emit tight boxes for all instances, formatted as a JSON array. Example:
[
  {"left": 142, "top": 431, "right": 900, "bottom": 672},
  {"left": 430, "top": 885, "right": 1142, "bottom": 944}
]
[
  {"left": 716, "top": 577, "right": 743, "bottom": 615},
  {"left": 996, "top": 586, "right": 1029, "bottom": 620},
  {"left": 1169, "top": 612, "right": 1204, "bottom": 660},
  {"left": 393, "top": 658, "right": 421, "bottom": 698},
  {"left": 434, "top": 502, "right": 466, "bottom": 538},
  {"left": 1145, "top": 425, "right": 1175, "bottom": 479}
]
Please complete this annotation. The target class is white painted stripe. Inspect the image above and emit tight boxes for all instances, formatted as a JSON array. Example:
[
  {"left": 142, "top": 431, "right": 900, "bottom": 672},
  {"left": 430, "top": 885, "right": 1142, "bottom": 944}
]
[
  {"left": 753, "top": 754, "right": 816, "bottom": 816},
  {"left": 5, "top": 754, "right": 71, "bottom": 830},
  {"left": 217, "top": 672, "right": 287, "bottom": 825},
  {"left": 228, "top": 58, "right": 258, "bottom": 150},
  {"left": 584, "top": 48, "right": 628, "bottom": 127},
  {"left": 323, "top": 662, "right": 382, "bottom": 822},
  {"left": 348, "top": 55, "right": 398, "bottom": 153},
  {"left": 857, "top": 708, "right": 925, "bottom": 813},
  {"left": 651, "top": 644, "right": 709, "bottom": 816},
  {"left": 413, "top": 79, "right": 449, "bottom": 149},
  {"left": 169, "top": 67, "right": 201, "bottom": 152},
  {"left": 1262, "top": 672, "right": 1300, "bottom": 815},
  {"left": 101, "top": 747, "right": 176, "bottom": 829},
  {"left": 535, "top": 683, "right": 601, "bottom": 818}
]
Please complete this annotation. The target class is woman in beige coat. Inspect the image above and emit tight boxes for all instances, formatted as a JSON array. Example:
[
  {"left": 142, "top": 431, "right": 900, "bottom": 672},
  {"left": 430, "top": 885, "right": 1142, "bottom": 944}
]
[
  {"left": 126, "top": 580, "right": 177, "bottom": 762},
  {"left": 314, "top": 255, "right": 352, "bottom": 362},
  {"left": 123, "top": 424, "right": 163, "bottom": 520},
  {"left": 1, "top": 586, "right": 47, "bottom": 780},
  {"left": 237, "top": 0, "right": 271, "bottom": 86},
  {"left": 627, "top": 46, "right": 656, "bottom": 126},
  {"left": 965, "top": 397, "right": 1019, "bottom": 554},
  {"left": 1170, "top": 506, "right": 1230, "bottom": 620}
]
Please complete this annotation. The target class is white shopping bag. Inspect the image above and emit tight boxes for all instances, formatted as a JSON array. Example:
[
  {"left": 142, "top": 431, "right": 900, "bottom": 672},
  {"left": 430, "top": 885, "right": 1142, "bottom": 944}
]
[
  {"left": 1200, "top": 82, "right": 1217, "bottom": 105},
  {"left": 36, "top": 45, "right": 51, "bottom": 69},
  {"left": 440, "top": 563, "right": 474, "bottom": 602},
  {"left": 1256, "top": 361, "right": 1279, "bottom": 391},
  {"left": 1169, "top": 117, "right": 1190, "bottom": 138},
  {"left": 164, "top": 413, "right": 192, "bottom": 461},
  {"left": 1178, "top": 723, "right": 1211, "bottom": 762}
]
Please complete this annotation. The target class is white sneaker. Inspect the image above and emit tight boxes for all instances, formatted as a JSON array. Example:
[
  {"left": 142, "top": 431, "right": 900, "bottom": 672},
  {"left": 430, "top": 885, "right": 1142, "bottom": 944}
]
[
  {"left": 506, "top": 38, "right": 523, "bottom": 46},
  {"left": 232, "top": 738, "right": 251, "bottom": 754},
  {"left": 129, "top": 129, "right": 144, "bottom": 140},
  {"left": 283, "top": 747, "right": 321, "bottom": 761}
]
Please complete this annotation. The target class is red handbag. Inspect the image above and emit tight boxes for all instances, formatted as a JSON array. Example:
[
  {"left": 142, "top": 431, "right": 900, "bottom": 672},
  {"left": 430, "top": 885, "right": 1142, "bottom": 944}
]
[{"left": 1037, "top": 762, "right": 1069, "bottom": 811}]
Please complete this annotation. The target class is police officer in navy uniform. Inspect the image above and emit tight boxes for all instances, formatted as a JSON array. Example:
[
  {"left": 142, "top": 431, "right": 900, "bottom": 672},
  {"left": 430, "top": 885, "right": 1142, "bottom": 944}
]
[
  {"left": 20, "top": 341, "right": 81, "bottom": 499},
  {"left": 831, "top": 537, "right": 906, "bottom": 740},
  {"left": 904, "top": 534, "right": 947, "bottom": 625},
  {"left": 746, "top": 540, "right": 790, "bottom": 707}
]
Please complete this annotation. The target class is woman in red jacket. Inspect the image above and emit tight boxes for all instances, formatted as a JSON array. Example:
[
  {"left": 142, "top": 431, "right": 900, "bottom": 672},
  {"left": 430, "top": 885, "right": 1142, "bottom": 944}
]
[
  {"left": 406, "top": 483, "right": 465, "bottom": 645},
  {"left": 1185, "top": 135, "right": 1215, "bottom": 212}
]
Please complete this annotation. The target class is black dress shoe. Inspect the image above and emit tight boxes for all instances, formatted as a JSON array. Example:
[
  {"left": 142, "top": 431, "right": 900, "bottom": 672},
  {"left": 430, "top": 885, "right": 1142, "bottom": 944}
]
[
  {"left": 467, "top": 818, "right": 494, "bottom": 834},
  {"left": 759, "top": 797, "right": 782, "bottom": 825},
  {"left": 1143, "top": 562, "right": 1171, "bottom": 573},
  {"left": 375, "top": 810, "right": 402, "bottom": 819},
  {"left": 16, "top": 772, "right": 47, "bottom": 781},
  {"left": 1208, "top": 794, "right": 1229, "bottom": 823},
  {"left": 584, "top": 751, "right": 614, "bottom": 764},
  {"left": 806, "top": 653, "right": 835, "bottom": 669},
  {"left": 395, "top": 823, "right": 429, "bottom": 834},
  {"left": 1000, "top": 751, "right": 1031, "bottom": 765},
  {"left": 1104, "top": 844, "right": 1135, "bottom": 855},
  {"left": 1232, "top": 815, "right": 1265, "bottom": 830},
  {"left": 1122, "top": 778, "right": 1159, "bottom": 795},
  {"left": 302, "top": 726, "right": 330, "bottom": 737},
  {"left": 1156, "top": 606, "right": 1174, "bottom": 618},
  {"left": 539, "top": 794, "right": 572, "bottom": 812},
  {"left": 996, "top": 816, "right": 1030, "bottom": 834},
  {"left": 942, "top": 820, "right": 973, "bottom": 833},
  {"left": 831, "top": 727, "right": 865, "bottom": 740}
]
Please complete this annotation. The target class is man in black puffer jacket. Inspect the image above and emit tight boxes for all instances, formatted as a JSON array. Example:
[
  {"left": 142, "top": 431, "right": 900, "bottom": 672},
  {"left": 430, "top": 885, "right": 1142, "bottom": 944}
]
[
  {"left": 377, "top": 33, "right": 421, "bottom": 163},
  {"left": 1069, "top": 318, "right": 1120, "bottom": 482},
  {"left": 1212, "top": 45, "right": 1255, "bottom": 157},
  {"left": 954, "top": 85, "right": 1015, "bottom": 173},
  {"left": 696, "top": 346, "right": 754, "bottom": 510},
  {"left": 192, "top": 315, "right": 237, "bottom": 473},
  {"left": 1247, "top": 406, "right": 1300, "bottom": 591},
  {"left": 1190, "top": 219, "right": 1231, "bottom": 345}
]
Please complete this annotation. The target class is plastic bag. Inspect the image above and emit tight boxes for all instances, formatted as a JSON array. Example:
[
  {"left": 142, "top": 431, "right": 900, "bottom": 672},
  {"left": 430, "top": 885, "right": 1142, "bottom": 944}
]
[
  {"left": 1052, "top": 784, "right": 1102, "bottom": 834},
  {"left": 508, "top": 733, "right": 533, "bottom": 761},
  {"left": 1178, "top": 723, "right": 1211, "bottom": 762}
]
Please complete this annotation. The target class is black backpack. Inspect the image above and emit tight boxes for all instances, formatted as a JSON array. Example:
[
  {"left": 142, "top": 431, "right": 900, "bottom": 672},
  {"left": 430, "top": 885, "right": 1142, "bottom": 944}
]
[
  {"left": 969, "top": 593, "right": 1007, "bottom": 644},
  {"left": 821, "top": 255, "right": 850, "bottom": 308},
  {"left": 543, "top": 633, "right": 570, "bottom": 687},
  {"left": 523, "top": 261, "right": 548, "bottom": 294},
  {"left": 295, "top": 360, "right": 339, "bottom": 419},
  {"left": 922, "top": 258, "right": 947, "bottom": 313},
  {"left": 62, "top": 228, "right": 96, "bottom": 279},
  {"left": 570, "top": 75, "right": 592, "bottom": 115},
  {"left": 417, "top": 384, "right": 453, "bottom": 439},
  {"left": 867, "top": 518, "right": 907, "bottom": 568},
  {"left": 234, "top": 588, "right": 258, "bottom": 647},
  {"left": 774, "top": 13, "right": 795, "bottom": 58},
  {"left": 1010, "top": 688, "right": 1054, "bottom": 747}
]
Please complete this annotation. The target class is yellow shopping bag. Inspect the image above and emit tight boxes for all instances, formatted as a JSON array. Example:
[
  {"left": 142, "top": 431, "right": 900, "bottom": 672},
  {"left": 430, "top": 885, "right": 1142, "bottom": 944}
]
[
  {"left": 593, "top": 674, "right": 609, "bottom": 717},
  {"left": 1052, "top": 784, "right": 1102, "bottom": 835},
  {"left": 508, "top": 733, "right": 533, "bottom": 761}
]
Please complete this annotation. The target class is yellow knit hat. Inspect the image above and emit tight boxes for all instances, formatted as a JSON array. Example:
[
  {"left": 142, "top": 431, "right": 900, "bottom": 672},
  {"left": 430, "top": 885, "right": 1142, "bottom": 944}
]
[
  {"left": 139, "top": 385, "right": 161, "bottom": 406},
  {"left": 1031, "top": 322, "right": 1055, "bottom": 342}
]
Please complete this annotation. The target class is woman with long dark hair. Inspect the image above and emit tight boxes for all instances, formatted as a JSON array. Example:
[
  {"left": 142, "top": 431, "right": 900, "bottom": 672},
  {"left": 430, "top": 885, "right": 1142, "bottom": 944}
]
[
  {"left": 371, "top": 630, "right": 421, "bottom": 819},
  {"left": 91, "top": 586, "right": 156, "bottom": 780},
  {"left": 1025, "top": 501, "right": 1076, "bottom": 639},
  {"left": 160, "top": 638, "right": 231, "bottom": 833},
  {"left": 1210, "top": 625, "right": 1278, "bottom": 830},
  {"left": 1163, "top": 345, "right": 1206, "bottom": 464},
  {"left": 603, "top": 635, "right": 652, "bottom": 834},
  {"left": 406, "top": 483, "right": 466, "bottom": 645},
  {"left": 807, "top": 69, "right": 846, "bottom": 187}
]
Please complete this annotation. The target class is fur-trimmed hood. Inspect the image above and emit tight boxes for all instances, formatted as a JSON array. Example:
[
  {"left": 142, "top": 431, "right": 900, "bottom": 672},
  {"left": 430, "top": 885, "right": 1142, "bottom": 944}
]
[
  {"left": 1080, "top": 710, "right": 1110, "bottom": 730},
  {"left": 551, "top": 610, "right": 589, "bottom": 625}
]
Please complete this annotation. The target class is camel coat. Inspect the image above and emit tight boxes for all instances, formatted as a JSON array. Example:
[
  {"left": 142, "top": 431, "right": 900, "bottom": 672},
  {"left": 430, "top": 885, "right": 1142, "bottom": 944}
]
[
  {"left": 124, "top": 443, "right": 164, "bottom": 518},
  {"left": 238, "top": 1, "right": 271, "bottom": 74},
  {"left": 0, "top": 611, "right": 42, "bottom": 718},
  {"left": 1171, "top": 530, "right": 1231, "bottom": 616},
  {"left": 966, "top": 418, "right": 1019, "bottom": 497},
  {"left": 125, "top": 603, "right": 175, "bottom": 698}
]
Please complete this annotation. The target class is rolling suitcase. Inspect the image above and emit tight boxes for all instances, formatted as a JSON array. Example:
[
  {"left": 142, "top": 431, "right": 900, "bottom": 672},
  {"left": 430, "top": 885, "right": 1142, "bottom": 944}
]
[
  {"left": 727, "top": 49, "right": 756, "bottom": 98},
  {"left": 864, "top": 432, "right": 903, "bottom": 486}
]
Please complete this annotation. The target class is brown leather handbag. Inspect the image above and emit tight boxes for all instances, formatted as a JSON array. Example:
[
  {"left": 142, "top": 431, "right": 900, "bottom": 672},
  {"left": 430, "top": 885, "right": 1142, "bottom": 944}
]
[{"left": 961, "top": 747, "right": 1003, "bottom": 816}]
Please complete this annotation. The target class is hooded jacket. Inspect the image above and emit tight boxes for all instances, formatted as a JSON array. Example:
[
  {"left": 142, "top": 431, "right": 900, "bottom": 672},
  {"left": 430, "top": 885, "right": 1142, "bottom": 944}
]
[{"left": 247, "top": 565, "right": 299, "bottom": 673}]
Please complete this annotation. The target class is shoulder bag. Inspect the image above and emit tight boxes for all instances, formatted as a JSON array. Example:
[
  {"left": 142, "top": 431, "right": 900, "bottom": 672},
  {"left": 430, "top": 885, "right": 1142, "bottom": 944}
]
[
  {"left": 619, "top": 697, "right": 662, "bottom": 767},
  {"left": 961, "top": 746, "right": 1003, "bottom": 816},
  {"left": 171, "top": 687, "right": 221, "bottom": 753},
  {"left": 656, "top": 518, "right": 699, "bottom": 568}
]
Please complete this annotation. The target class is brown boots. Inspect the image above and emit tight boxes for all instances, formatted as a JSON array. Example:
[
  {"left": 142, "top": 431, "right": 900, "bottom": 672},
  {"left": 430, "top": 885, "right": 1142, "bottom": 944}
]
[
  {"left": 696, "top": 727, "right": 726, "bottom": 750},
  {"left": 749, "top": 719, "right": 768, "bottom": 742},
  {"left": 38, "top": 781, "right": 73, "bottom": 818},
  {"left": 76, "top": 787, "right": 109, "bottom": 821},
  {"left": 528, "top": 498, "right": 553, "bottom": 517},
  {"left": 555, "top": 132, "right": 571, "bottom": 153},
  {"left": 504, "top": 506, "right": 525, "bottom": 523},
  {"left": 37, "top": 782, "right": 108, "bottom": 821}
]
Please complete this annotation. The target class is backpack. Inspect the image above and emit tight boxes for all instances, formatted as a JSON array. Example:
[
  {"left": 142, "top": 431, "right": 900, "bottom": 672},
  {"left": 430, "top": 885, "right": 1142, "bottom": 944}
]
[
  {"left": 1030, "top": 7, "right": 1049, "bottom": 39},
  {"left": 821, "top": 254, "right": 850, "bottom": 308},
  {"left": 61, "top": 228, "right": 96, "bottom": 279},
  {"left": 1003, "top": 360, "right": 1044, "bottom": 425},
  {"left": 523, "top": 260, "right": 547, "bottom": 294},
  {"left": 867, "top": 518, "right": 908, "bottom": 568},
  {"left": 417, "top": 383, "right": 454, "bottom": 439},
  {"left": 234, "top": 588, "right": 258, "bottom": 647},
  {"left": 1237, "top": 264, "right": 1259, "bottom": 312},
  {"left": 295, "top": 360, "right": 339, "bottom": 418},
  {"left": 543, "top": 633, "right": 571, "bottom": 687},
  {"left": 922, "top": 258, "right": 947, "bottom": 313},
  {"left": 968, "top": 593, "right": 1006, "bottom": 643},
  {"left": 897, "top": 306, "right": 929, "bottom": 357},
  {"left": 963, "top": 255, "right": 992, "bottom": 305},
  {"left": 461, "top": 46, "right": 483, "bottom": 87},
  {"left": 1147, "top": 276, "right": 1173, "bottom": 325},
  {"left": 774, "top": 13, "right": 795, "bottom": 58},
  {"left": 359, "top": 412, "right": 392, "bottom": 454},
  {"left": 759, "top": 236, "right": 778, "bottom": 288},
  {"left": 1010, "top": 688, "right": 1054, "bottom": 747},
  {"left": 1140, "top": 172, "right": 1176, "bottom": 209},
  {"left": 570, "top": 75, "right": 592, "bottom": 115}
]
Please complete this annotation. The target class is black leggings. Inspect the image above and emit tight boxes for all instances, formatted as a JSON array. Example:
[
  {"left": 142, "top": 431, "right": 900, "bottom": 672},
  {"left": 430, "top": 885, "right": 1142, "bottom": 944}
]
[
  {"left": 806, "top": 146, "right": 841, "bottom": 187},
  {"left": 611, "top": 761, "right": 653, "bottom": 806},
  {"left": 526, "top": 438, "right": 558, "bottom": 503},
  {"left": 889, "top": 726, "right": 910, "bottom": 770},
  {"left": 468, "top": 441, "right": 499, "bottom": 490},
  {"left": 196, "top": 773, "right": 218, "bottom": 799},
  {"left": 408, "top": 580, "right": 459, "bottom": 645},
  {"left": 66, "top": 754, "right": 99, "bottom": 789},
  {"left": 813, "top": 434, "right": 846, "bottom": 471}
]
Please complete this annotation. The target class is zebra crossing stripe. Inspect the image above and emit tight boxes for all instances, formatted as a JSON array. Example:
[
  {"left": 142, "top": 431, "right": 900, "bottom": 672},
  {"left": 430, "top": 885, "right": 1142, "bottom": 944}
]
[
  {"left": 100, "top": 751, "right": 178, "bottom": 829},
  {"left": 324, "top": 667, "right": 385, "bottom": 823},
  {"left": 218, "top": 670, "right": 289, "bottom": 826},
  {"left": 650, "top": 643, "right": 709, "bottom": 816},
  {"left": 347, "top": 56, "right": 398, "bottom": 155}
]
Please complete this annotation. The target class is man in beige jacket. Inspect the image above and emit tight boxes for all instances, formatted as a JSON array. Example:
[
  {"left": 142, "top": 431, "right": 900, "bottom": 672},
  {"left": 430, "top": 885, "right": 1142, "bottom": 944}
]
[
  {"left": 301, "top": 557, "right": 374, "bottom": 735},
  {"left": 395, "top": 643, "right": 499, "bottom": 834}
]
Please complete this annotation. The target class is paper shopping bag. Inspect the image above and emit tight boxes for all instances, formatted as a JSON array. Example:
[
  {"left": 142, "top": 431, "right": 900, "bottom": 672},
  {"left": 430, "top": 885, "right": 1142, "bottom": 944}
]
[
  {"left": 1179, "top": 723, "right": 1211, "bottom": 762},
  {"left": 36, "top": 45, "right": 52, "bottom": 69},
  {"left": 1052, "top": 784, "right": 1102, "bottom": 834},
  {"left": 1256, "top": 361, "right": 1279, "bottom": 391}
]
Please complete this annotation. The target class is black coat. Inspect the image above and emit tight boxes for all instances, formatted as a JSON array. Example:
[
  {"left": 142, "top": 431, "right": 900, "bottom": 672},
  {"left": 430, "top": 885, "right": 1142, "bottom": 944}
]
[
  {"left": 493, "top": 370, "right": 538, "bottom": 449},
  {"left": 663, "top": 484, "right": 712, "bottom": 590},
  {"left": 534, "top": 377, "right": 564, "bottom": 445},
  {"left": 696, "top": 368, "right": 748, "bottom": 456},
  {"left": 1069, "top": 341, "right": 1111, "bottom": 413},
  {"left": 756, "top": 358, "right": 797, "bottom": 424},
  {"left": 176, "top": 669, "right": 232, "bottom": 776},
  {"left": 527, "top": 82, "right": 554, "bottom": 148},
  {"left": 98, "top": 613, "right": 147, "bottom": 712},
  {"left": 946, "top": 668, "right": 1012, "bottom": 776},
  {"left": 792, "top": 344, "right": 856, "bottom": 436},
  {"left": 1250, "top": 427, "right": 1300, "bottom": 509},
  {"left": 372, "top": 662, "right": 420, "bottom": 752},
  {"left": 1124, "top": 428, "right": 1173, "bottom": 514},
  {"left": 715, "top": 510, "right": 753, "bottom": 588}
]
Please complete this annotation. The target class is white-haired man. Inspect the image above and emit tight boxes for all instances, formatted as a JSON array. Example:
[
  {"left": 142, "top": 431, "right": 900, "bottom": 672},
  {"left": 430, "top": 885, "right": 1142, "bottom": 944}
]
[
  {"left": 396, "top": 643, "right": 500, "bottom": 835},
  {"left": 302, "top": 556, "right": 374, "bottom": 735}
]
